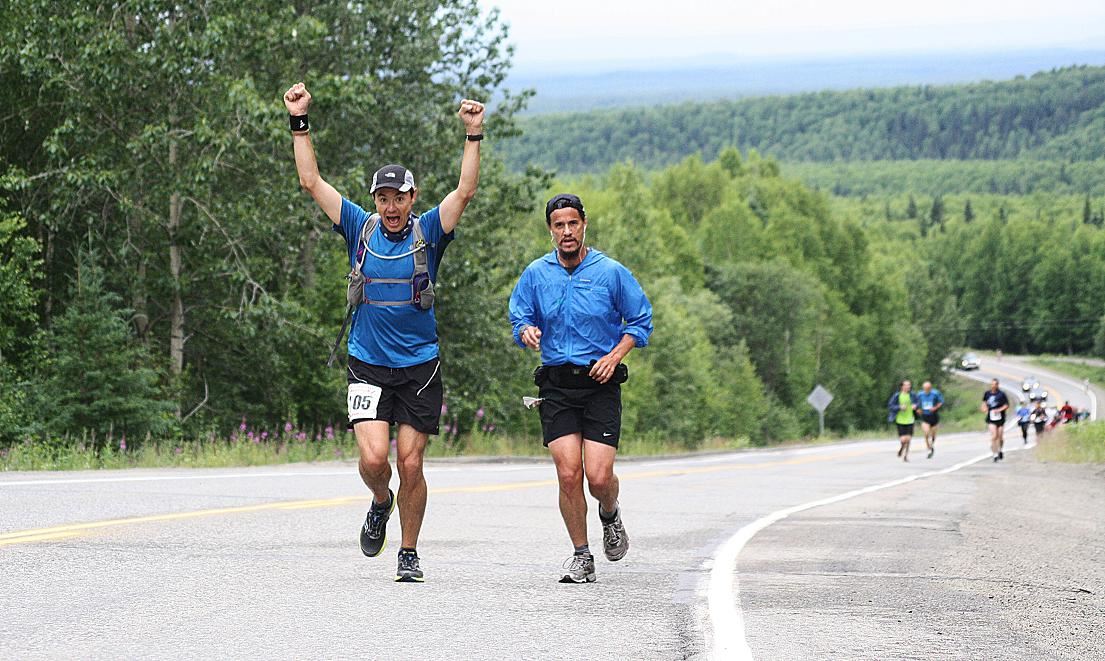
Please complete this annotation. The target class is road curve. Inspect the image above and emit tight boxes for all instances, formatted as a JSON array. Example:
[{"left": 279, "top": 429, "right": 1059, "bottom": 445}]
[{"left": 0, "top": 356, "right": 1099, "bottom": 659}]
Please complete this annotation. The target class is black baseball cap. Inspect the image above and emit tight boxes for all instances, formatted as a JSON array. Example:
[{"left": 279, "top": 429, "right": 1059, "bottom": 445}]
[
  {"left": 370, "top": 164, "right": 416, "bottom": 194},
  {"left": 545, "top": 193, "right": 586, "bottom": 224}
]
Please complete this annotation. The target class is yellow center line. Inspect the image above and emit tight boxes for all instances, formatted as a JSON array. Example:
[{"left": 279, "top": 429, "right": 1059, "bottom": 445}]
[{"left": 0, "top": 438, "right": 979, "bottom": 548}]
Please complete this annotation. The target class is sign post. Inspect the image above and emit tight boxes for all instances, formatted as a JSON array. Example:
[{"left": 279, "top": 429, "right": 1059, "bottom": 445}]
[{"left": 806, "top": 385, "right": 834, "bottom": 437}]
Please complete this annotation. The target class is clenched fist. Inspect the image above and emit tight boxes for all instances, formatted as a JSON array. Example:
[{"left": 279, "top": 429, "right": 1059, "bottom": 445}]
[
  {"left": 458, "top": 99, "right": 485, "bottom": 133},
  {"left": 283, "top": 82, "right": 311, "bottom": 115}
]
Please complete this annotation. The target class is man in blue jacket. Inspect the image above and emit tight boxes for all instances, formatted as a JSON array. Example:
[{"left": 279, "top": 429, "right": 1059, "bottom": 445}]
[{"left": 509, "top": 193, "right": 654, "bottom": 584}]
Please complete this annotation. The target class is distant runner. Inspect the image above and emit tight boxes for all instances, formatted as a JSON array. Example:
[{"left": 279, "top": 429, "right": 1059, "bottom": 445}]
[
  {"left": 1031, "top": 401, "right": 1048, "bottom": 437},
  {"left": 1015, "top": 399, "right": 1032, "bottom": 444},
  {"left": 509, "top": 193, "right": 654, "bottom": 584},
  {"left": 887, "top": 380, "right": 920, "bottom": 462},
  {"left": 916, "top": 381, "right": 944, "bottom": 459},
  {"left": 1059, "top": 401, "right": 1076, "bottom": 424},
  {"left": 982, "top": 379, "right": 1010, "bottom": 462}
]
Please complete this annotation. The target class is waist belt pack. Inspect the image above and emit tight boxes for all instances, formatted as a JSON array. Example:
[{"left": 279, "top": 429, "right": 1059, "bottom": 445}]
[
  {"left": 534, "top": 362, "right": 629, "bottom": 388},
  {"left": 327, "top": 212, "right": 434, "bottom": 367}
]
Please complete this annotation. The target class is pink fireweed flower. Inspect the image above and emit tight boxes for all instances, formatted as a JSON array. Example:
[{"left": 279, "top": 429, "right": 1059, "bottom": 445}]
[
  {"left": 297, "top": 432, "right": 306, "bottom": 441},
  {"left": 284, "top": 422, "right": 293, "bottom": 433},
  {"left": 325, "top": 425, "right": 334, "bottom": 440},
  {"left": 261, "top": 431, "right": 269, "bottom": 440},
  {"left": 441, "top": 403, "right": 448, "bottom": 415},
  {"left": 119, "top": 436, "right": 126, "bottom": 451},
  {"left": 239, "top": 418, "right": 247, "bottom": 432},
  {"left": 476, "top": 407, "right": 485, "bottom": 420}
]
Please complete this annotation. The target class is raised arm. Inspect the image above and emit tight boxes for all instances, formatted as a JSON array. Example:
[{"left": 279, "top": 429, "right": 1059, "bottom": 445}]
[
  {"left": 439, "top": 99, "right": 485, "bottom": 233},
  {"left": 283, "top": 82, "right": 342, "bottom": 225}
]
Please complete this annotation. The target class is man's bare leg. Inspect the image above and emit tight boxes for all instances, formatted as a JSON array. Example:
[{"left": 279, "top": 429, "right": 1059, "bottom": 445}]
[
  {"left": 355, "top": 420, "right": 392, "bottom": 503},
  {"left": 583, "top": 440, "right": 619, "bottom": 513},
  {"left": 395, "top": 423, "right": 429, "bottom": 549},
  {"left": 548, "top": 434, "right": 587, "bottom": 547}
]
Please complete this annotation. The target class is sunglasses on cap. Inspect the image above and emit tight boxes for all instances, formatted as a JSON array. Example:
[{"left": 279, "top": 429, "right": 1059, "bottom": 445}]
[{"left": 545, "top": 193, "right": 586, "bottom": 222}]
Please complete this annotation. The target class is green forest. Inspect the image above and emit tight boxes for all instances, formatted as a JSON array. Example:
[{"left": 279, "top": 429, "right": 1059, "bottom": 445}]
[
  {"left": 2, "top": 2, "right": 1104, "bottom": 460},
  {"left": 503, "top": 65, "right": 1105, "bottom": 172}
]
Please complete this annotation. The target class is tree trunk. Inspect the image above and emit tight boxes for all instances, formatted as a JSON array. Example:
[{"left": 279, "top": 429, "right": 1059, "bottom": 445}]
[
  {"left": 127, "top": 214, "right": 150, "bottom": 339},
  {"left": 43, "top": 223, "right": 55, "bottom": 326},
  {"left": 133, "top": 259, "right": 150, "bottom": 339},
  {"left": 302, "top": 226, "right": 319, "bottom": 292},
  {"left": 168, "top": 138, "right": 184, "bottom": 382}
]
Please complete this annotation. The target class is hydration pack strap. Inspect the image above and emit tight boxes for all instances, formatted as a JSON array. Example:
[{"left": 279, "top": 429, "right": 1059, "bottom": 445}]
[{"left": 327, "top": 213, "right": 433, "bottom": 367}]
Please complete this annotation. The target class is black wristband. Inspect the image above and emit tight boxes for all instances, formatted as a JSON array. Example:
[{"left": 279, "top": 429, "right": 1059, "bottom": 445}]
[
  {"left": 465, "top": 133, "right": 483, "bottom": 141},
  {"left": 290, "top": 114, "right": 309, "bottom": 133}
]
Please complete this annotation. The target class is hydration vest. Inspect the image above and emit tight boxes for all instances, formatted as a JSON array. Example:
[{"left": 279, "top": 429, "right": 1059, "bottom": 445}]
[{"left": 326, "top": 213, "right": 435, "bottom": 367}]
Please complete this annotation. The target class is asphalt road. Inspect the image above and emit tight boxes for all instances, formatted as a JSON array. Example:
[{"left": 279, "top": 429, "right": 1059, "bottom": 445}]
[{"left": 1, "top": 355, "right": 1099, "bottom": 660}]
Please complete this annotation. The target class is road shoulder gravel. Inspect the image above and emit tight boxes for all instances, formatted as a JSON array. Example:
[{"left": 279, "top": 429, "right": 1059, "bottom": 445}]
[{"left": 739, "top": 450, "right": 1105, "bottom": 659}]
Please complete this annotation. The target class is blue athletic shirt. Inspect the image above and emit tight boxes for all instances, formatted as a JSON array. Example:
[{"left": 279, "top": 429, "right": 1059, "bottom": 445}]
[
  {"left": 333, "top": 198, "right": 453, "bottom": 368},
  {"left": 916, "top": 389, "right": 944, "bottom": 412},
  {"left": 508, "top": 249, "right": 653, "bottom": 365}
]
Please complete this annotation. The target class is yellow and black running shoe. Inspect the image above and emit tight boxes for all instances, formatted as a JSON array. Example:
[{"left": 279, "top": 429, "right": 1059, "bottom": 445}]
[{"left": 360, "top": 489, "right": 394, "bottom": 558}]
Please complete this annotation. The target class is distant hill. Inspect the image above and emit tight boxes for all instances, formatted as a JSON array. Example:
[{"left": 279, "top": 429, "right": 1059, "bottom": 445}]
[
  {"left": 501, "top": 65, "right": 1105, "bottom": 174},
  {"left": 509, "top": 50, "right": 1105, "bottom": 115}
]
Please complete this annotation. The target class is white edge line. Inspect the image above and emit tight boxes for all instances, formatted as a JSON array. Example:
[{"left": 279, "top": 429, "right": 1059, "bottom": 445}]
[
  {"left": 707, "top": 374, "right": 1034, "bottom": 660},
  {"left": 707, "top": 441, "right": 1037, "bottom": 660}
]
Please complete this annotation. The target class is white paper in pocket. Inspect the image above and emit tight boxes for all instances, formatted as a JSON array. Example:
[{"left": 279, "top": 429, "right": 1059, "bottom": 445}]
[{"left": 348, "top": 383, "right": 383, "bottom": 421}]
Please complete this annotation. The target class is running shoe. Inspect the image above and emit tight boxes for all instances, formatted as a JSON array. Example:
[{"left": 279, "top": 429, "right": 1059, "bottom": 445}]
[
  {"left": 559, "top": 553, "right": 596, "bottom": 583},
  {"left": 927, "top": 448, "right": 935, "bottom": 459},
  {"left": 601, "top": 508, "right": 630, "bottom": 562},
  {"left": 993, "top": 454, "right": 1000, "bottom": 463},
  {"left": 395, "top": 549, "right": 424, "bottom": 583},
  {"left": 998, "top": 451, "right": 1004, "bottom": 460},
  {"left": 359, "top": 489, "right": 394, "bottom": 558},
  {"left": 897, "top": 445, "right": 904, "bottom": 458}
]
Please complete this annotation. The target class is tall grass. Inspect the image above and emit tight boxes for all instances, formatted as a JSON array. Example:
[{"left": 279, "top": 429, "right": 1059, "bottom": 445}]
[
  {"left": 0, "top": 428, "right": 756, "bottom": 471},
  {"left": 1037, "top": 422, "right": 1105, "bottom": 463}
]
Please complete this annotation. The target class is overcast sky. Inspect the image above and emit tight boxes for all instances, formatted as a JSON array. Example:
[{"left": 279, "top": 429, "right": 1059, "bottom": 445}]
[{"left": 482, "top": 0, "right": 1105, "bottom": 71}]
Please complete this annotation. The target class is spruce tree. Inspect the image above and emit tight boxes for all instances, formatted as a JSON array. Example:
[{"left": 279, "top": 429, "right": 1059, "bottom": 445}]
[
  {"left": 930, "top": 195, "right": 945, "bottom": 233},
  {"left": 906, "top": 195, "right": 918, "bottom": 219},
  {"left": 42, "top": 250, "right": 171, "bottom": 446}
]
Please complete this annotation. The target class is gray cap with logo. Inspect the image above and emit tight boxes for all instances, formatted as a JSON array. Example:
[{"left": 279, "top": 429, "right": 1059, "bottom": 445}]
[{"left": 370, "top": 164, "right": 416, "bottom": 193}]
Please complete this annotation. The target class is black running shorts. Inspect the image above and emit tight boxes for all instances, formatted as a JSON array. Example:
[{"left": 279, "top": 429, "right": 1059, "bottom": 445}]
[
  {"left": 896, "top": 423, "right": 914, "bottom": 437},
  {"left": 346, "top": 356, "right": 443, "bottom": 434},
  {"left": 921, "top": 411, "right": 940, "bottom": 426},
  {"left": 985, "top": 414, "right": 1005, "bottom": 427},
  {"left": 538, "top": 381, "right": 622, "bottom": 448}
]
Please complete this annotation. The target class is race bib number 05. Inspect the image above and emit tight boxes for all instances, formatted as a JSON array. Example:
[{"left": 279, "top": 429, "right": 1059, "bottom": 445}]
[{"left": 348, "top": 383, "right": 383, "bottom": 421}]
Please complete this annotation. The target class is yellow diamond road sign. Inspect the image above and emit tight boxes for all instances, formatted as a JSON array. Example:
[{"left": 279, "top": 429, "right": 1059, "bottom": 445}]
[{"left": 806, "top": 385, "right": 834, "bottom": 412}]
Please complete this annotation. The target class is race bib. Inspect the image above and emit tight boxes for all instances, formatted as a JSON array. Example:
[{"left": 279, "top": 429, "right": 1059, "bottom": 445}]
[
  {"left": 989, "top": 409, "right": 1003, "bottom": 421},
  {"left": 348, "top": 383, "right": 383, "bottom": 421}
]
